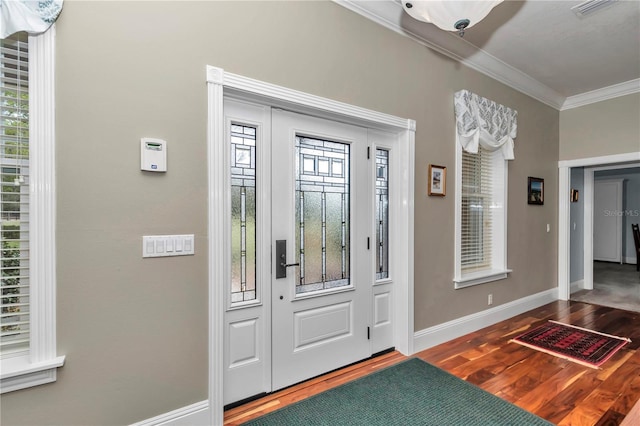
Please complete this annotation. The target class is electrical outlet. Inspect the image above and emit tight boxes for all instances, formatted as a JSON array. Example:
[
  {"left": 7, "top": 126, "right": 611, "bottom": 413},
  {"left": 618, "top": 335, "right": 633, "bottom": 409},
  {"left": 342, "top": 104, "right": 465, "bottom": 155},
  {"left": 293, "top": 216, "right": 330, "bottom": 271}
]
[{"left": 488, "top": 294, "right": 493, "bottom": 305}]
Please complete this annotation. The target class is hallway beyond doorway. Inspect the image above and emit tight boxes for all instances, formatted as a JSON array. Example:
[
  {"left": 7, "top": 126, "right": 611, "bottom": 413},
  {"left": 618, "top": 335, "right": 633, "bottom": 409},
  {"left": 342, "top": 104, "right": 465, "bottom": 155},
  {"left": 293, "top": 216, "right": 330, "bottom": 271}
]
[{"left": 572, "top": 261, "right": 640, "bottom": 312}]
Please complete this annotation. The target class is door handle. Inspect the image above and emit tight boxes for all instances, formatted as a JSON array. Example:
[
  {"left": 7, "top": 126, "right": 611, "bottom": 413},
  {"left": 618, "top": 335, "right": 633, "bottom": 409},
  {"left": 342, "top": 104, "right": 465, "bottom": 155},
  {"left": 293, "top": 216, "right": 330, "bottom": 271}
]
[{"left": 276, "top": 239, "right": 298, "bottom": 279}]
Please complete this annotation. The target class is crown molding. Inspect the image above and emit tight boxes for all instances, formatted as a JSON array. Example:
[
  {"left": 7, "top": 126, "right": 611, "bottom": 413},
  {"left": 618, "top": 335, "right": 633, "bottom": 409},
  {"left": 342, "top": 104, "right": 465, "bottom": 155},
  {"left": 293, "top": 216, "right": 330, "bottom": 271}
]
[
  {"left": 561, "top": 79, "right": 640, "bottom": 111},
  {"left": 335, "top": 0, "right": 636, "bottom": 111}
]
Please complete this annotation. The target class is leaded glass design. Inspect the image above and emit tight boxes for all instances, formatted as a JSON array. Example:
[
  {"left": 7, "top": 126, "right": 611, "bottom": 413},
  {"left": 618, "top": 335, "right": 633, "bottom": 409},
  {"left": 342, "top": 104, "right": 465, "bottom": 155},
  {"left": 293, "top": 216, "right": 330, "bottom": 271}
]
[
  {"left": 295, "top": 136, "right": 349, "bottom": 294},
  {"left": 230, "top": 124, "right": 257, "bottom": 303},
  {"left": 375, "top": 149, "right": 389, "bottom": 280}
]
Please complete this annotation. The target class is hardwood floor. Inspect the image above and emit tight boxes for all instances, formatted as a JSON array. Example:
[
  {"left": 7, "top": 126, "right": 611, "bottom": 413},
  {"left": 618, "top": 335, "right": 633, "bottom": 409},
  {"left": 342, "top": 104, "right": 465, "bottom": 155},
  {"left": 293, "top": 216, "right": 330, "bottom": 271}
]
[{"left": 224, "top": 301, "right": 640, "bottom": 425}]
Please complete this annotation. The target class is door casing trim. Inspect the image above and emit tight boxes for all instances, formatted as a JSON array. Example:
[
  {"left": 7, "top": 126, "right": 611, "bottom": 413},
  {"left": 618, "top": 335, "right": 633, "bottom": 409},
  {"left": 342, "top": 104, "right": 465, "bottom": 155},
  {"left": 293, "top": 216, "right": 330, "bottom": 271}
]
[
  {"left": 557, "top": 151, "right": 640, "bottom": 301},
  {"left": 207, "top": 65, "right": 415, "bottom": 424}
]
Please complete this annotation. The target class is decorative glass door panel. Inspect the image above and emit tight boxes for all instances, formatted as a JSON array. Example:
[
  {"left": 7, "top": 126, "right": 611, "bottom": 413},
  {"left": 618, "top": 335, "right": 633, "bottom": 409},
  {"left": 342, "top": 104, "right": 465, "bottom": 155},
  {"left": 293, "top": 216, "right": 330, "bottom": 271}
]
[
  {"left": 375, "top": 149, "right": 389, "bottom": 280},
  {"left": 223, "top": 99, "right": 272, "bottom": 405},
  {"left": 230, "top": 124, "right": 257, "bottom": 303},
  {"left": 295, "top": 136, "right": 350, "bottom": 294}
]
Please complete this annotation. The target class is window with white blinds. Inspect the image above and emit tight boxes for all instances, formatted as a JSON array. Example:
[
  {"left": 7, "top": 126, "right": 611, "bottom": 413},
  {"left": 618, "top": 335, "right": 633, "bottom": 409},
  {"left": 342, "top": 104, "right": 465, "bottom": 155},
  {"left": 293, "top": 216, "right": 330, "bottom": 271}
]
[
  {"left": 1, "top": 36, "right": 30, "bottom": 356},
  {"left": 455, "top": 145, "right": 508, "bottom": 288},
  {"left": 461, "top": 148, "right": 492, "bottom": 273}
]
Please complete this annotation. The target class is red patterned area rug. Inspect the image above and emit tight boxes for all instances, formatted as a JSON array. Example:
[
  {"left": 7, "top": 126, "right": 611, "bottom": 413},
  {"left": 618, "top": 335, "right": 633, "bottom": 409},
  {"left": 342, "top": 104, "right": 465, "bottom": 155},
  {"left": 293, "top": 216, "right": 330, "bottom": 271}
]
[{"left": 510, "top": 320, "right": 631, "bottom": 369}]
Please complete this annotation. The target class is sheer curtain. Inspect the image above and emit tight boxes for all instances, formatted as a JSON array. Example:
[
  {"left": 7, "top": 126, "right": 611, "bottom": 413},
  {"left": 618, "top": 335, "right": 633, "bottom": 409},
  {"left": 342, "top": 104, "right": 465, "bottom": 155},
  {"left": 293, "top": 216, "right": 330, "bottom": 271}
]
[
  {"left": 454, "top": 89, "right": 518, "bottom": 160},
  {"left": 1, "top": 0, "right": 64, "bottom": 39}
]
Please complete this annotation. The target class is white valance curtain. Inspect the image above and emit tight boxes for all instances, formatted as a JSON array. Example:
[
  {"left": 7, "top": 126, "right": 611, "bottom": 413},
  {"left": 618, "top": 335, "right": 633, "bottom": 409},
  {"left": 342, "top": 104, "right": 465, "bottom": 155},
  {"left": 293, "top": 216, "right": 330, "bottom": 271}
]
[
  {"left": 454, "top": 89, "right": 517, "bottom": 160},
  {"left": 1, "top": 0, "right": 63, "bottom": 39}
]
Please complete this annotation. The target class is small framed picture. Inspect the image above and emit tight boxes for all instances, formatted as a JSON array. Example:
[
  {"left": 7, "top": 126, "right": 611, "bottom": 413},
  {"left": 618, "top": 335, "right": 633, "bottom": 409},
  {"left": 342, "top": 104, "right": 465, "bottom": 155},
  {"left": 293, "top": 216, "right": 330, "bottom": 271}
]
[
  {"left": 528, "top": 177, "right": 544, "bottom": 205},
  {"left": 571, "top": 189, "right": 579, "bottom": 203},
  {"left": 428, "top": 164, "right": 446, "bottom": 196}
]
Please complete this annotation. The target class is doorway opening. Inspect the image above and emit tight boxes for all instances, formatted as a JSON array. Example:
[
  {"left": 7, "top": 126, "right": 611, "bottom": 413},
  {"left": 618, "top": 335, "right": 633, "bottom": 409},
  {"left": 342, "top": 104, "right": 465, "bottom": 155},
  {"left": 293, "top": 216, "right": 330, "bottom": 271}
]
[{"left": 564, "top": 160, "right": 640, "bottom": 312}]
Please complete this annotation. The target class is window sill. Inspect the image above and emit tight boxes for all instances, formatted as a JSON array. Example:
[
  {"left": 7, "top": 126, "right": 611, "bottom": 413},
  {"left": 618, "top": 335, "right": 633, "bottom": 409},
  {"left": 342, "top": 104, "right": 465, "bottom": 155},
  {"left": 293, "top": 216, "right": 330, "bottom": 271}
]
[
  {"left": 1, "top": 354, "right": 65, "bottom": 394},
  {"left": 454, "top": 269, "right": 512, "bottom": 289}
]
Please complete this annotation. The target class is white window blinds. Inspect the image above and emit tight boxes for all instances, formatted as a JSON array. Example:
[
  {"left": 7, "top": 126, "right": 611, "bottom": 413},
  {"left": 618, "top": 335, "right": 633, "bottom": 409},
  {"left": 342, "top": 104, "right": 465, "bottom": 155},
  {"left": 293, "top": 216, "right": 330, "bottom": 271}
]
[
  {"left": 461, "top": 148, "right": 493, "bottom": 274},
  {"left": 1, "top": 36, "right": 30, "bottom": 355}
]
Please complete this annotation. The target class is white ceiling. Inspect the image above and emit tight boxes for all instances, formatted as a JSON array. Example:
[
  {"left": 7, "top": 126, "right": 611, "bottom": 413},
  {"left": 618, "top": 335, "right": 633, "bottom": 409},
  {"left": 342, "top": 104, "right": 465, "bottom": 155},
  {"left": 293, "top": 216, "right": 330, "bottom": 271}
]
[{"left": 337, "top": 0, "right": 640, "bottom": 110}]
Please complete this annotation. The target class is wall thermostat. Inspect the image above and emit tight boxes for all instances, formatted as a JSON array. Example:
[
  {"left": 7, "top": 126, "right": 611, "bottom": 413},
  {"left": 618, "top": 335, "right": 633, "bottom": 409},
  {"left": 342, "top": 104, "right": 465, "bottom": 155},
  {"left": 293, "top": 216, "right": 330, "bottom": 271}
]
[{"left": 141, "top": 138, "right": 167, "bottom": 172}]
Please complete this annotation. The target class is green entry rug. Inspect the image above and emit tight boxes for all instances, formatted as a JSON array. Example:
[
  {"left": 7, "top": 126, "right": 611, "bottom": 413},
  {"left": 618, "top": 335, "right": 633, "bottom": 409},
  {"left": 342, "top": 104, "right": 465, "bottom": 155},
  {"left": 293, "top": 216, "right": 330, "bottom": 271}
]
[{"left": 245, "top": 358, "right": 553, "bottom": 426}]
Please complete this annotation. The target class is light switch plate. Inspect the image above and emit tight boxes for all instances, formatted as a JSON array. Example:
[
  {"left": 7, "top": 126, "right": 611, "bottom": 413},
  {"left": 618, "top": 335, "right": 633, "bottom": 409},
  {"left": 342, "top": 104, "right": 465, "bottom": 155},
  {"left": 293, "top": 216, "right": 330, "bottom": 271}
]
[{"left": 143, "top": 234, "right": 195, "bottom": 258}]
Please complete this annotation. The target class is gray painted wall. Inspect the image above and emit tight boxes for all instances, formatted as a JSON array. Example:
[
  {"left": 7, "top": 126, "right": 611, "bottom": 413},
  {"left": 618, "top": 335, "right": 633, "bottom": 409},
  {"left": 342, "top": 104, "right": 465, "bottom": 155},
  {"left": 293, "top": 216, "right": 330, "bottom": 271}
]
[
  {"left": 559, "top": 93, "right": 640, "bottom": 161},
  {"left": 595, "top": 167, "right": 640, "bottom": 263},
  {"left": 570, "top": 168, "right": 585, "bottom": 283},
  {"left": 2, "top": 2, "right": 561, "bottom": 425}
]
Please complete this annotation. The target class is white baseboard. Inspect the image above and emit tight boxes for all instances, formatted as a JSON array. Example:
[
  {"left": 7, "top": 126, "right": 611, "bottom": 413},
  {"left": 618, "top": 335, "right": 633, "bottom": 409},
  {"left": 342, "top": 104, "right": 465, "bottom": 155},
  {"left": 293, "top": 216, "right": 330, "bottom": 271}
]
[
  {"left": 131, "top": 401, "right": 210, "bottom": 426},
  {"left": 570, "top": 279, "right": 585, "bottom": 294},
  {"left": 623, "top": 256, "right": 637, "bottom": 265},
  {"left": 413, "top": 288, "right": 559, "bottom": 353}
]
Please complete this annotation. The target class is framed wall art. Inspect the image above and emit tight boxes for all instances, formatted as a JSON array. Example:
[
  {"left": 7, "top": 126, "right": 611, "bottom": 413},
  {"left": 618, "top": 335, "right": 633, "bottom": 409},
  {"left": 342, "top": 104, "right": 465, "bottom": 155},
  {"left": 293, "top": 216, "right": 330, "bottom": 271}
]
[
  {"left": 428, "top": 164, "right": 446, "bottom": 196},
  {"left": 528, "top": 177, "right": 544, "bottom": 205},
  {"left": 571, "top": 189, "right": 579, "bottom": 202}
]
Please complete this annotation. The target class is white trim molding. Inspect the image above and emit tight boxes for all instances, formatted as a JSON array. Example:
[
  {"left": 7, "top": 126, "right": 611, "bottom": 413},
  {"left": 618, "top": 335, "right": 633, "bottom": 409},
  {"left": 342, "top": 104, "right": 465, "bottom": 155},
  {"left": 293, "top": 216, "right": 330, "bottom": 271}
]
[
  {"left": 557, "top": 151, "right": 640, "bottom": 303},
  {"left": 206, "top": 67, "right": 225, "bottom": 425},
  {"left": 395, "top": 125, "right": 415, "bottom": 356},
  {"left": 413, "top": 289, "right": 558, "bottom": 353},
  {"left": 562, "top": 79, "right": 640, "bottom": 111},
  {"left": 0, "top": 356, "right": 65, "bottom": 394},
  {"left": 206, "top": 65, "right": 415, "bottom": 425},
  {"left": 558, "top": 166, "right": 571, "bottom": 300},
  {"left": 1, "top": 27, "right": 65, "bottom": 394},
  {"left": 570, "top": 279, "right": 586, "bottom": 294},
  {"left": 130, "top": 401, "right": 210, "bottom": 426},
  {"left": 558, "top": 152, "right": 640, "bottom": 169}
]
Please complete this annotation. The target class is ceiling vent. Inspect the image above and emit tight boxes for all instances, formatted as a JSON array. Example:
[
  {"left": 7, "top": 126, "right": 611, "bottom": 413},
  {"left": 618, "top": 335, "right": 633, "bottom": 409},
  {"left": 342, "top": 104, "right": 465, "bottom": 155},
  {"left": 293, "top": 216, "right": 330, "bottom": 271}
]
[{"left": 571, "top": 0, "right": 619, "bottom": 18}]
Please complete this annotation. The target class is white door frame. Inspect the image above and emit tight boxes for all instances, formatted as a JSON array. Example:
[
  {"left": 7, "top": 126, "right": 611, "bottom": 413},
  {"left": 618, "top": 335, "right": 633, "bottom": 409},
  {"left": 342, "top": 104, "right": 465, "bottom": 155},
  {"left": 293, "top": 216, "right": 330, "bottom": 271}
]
[
  {"left": 206, "top": 66, "right": 415, "bottom": 424},
  {"left": 558, "top": 151, "right": 640, "bottom": 301}
]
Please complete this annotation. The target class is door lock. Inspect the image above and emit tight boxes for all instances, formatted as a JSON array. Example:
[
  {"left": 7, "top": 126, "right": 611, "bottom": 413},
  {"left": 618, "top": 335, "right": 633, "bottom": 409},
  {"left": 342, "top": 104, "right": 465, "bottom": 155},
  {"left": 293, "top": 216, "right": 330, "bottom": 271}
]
[{"left": 276, "top": 239, "right": 299, "bottom": 278}]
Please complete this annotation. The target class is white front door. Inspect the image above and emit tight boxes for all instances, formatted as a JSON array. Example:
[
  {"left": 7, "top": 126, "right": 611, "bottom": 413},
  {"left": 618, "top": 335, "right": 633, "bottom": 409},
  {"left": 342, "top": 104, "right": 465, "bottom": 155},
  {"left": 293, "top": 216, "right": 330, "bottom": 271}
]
[
  {"left": 223, "top": 99, "right": 393, "bottom": 405},
  {"left": 270, "top": 109, "right": 371, "bottom": 390}
]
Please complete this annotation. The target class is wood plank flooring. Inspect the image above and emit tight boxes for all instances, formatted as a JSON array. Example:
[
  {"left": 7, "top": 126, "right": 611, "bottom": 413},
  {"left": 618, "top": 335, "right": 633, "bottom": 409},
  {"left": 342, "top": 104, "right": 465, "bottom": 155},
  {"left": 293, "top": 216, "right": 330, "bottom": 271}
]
[{"left": 224, "top": 301, "right": 640, "bottom": 425}]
